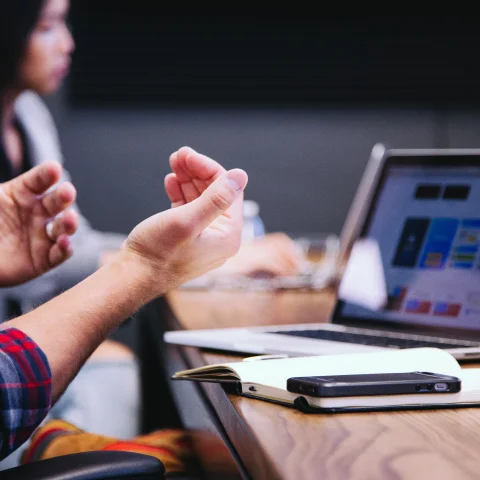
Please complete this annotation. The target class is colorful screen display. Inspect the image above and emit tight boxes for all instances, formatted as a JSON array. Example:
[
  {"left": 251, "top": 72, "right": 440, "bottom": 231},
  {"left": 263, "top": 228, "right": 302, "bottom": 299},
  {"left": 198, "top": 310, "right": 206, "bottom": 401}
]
[{"left": 341, "top": 164, "right": 480, "bottom": 331}]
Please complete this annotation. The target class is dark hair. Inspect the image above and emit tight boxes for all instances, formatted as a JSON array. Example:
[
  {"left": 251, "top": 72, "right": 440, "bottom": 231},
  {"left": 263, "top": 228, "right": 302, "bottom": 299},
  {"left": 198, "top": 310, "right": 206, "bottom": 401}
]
[{"left": 0, "top": 0, "right": 44, "bottom": 95}]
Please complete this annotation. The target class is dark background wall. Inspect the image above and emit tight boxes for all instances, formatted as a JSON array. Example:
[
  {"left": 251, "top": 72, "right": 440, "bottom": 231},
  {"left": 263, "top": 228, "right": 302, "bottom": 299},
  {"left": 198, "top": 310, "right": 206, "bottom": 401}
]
[{"left": 44, "top": 12, "right": 480, "bottom": 237}]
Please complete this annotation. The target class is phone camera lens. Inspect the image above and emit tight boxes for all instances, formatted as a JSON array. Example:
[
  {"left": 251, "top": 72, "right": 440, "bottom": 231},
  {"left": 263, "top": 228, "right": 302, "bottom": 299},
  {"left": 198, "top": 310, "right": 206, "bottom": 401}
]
[
  {"left": 415, "top": 384, "right": 421, "bottom": 391},
  {"left": 427, "top": 384, "right": 434, "bottom": 391}
]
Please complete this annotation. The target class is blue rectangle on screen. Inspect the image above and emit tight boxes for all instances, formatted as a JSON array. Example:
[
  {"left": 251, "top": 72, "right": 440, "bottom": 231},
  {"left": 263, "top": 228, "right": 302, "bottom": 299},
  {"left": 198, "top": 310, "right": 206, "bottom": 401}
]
[
  {"left": 461, "top": 219, "right": 480, "bottom": 229},
  {"left": 452, "top": 262, "right": 474, "bottom": 269},
  {"left": 434, "top": 303, "right": 448, "bottom": 314},
  {"left": 419, "top": 218, "right": 459, "bottom": 269},
  {"left": 405, "top": 300, "right": 419, "bottom": 310},
  {"left": 454, "top": 246, "right": 478, "bottom": 254},
  {"left": 392, "top": 218, "right": 430, "bottom": 268}
]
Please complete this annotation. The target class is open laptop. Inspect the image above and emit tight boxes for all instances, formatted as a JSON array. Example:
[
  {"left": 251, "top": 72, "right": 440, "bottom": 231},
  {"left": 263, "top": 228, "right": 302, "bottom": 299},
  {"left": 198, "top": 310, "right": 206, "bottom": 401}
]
[{"left": 164, "top": 145, "right": 480, "bottom": 360}]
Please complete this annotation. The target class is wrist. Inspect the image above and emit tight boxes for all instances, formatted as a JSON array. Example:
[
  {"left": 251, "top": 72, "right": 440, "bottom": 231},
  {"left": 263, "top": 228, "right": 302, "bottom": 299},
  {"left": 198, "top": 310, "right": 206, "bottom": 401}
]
[{"left": 106, "top": 248, "right": 168, "bottom": 305}]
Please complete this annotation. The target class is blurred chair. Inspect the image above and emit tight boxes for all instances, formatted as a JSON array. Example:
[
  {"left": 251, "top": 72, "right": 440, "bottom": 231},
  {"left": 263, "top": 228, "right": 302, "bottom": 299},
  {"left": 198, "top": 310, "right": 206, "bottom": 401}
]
[
  {"left": 1, "top": 451, "right": 166, "bottom": 479},
  {"left": 1, "top": 450, "right": 201, "bottom": 479}
]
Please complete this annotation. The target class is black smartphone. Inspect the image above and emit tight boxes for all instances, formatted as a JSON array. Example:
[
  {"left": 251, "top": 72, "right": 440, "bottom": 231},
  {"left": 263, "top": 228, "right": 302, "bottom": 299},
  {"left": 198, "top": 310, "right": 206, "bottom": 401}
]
[{"left": 286, "top": 372, "right": 461, "bottom": 397}]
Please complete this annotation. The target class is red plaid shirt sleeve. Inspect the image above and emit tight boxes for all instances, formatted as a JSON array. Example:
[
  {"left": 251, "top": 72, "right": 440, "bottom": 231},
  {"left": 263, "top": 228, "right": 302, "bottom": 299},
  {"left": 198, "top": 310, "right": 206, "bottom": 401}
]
[{"left": 0, "top": 328, "right": 52, "bottom": 460}]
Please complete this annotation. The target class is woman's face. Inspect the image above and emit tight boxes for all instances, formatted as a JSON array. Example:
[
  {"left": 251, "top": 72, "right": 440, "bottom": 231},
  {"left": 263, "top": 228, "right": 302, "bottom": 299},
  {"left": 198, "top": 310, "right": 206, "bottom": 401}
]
[{"left": 17, "top": 0, "right": 74, "bottom": 95}]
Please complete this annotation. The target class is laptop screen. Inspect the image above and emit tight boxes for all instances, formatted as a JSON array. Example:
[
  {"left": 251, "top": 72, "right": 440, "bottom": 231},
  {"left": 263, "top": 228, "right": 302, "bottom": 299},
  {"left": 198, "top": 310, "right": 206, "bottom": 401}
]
[{"left": 339, "top": 160, "right": 480, "bottom": 332}]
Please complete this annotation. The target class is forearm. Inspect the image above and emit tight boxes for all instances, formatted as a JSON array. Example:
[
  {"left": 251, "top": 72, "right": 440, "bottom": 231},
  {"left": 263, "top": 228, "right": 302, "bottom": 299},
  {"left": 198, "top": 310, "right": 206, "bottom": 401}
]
[{"left": 2, "top": 253, "right": 158, "bottom": 402}]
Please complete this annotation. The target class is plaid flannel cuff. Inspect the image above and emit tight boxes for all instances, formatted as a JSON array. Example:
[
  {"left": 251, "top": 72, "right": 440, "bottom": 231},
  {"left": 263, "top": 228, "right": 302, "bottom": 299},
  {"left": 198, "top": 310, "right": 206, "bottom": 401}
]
[{"left": 0, "top": 328, "right": 52, "bottom": 459}]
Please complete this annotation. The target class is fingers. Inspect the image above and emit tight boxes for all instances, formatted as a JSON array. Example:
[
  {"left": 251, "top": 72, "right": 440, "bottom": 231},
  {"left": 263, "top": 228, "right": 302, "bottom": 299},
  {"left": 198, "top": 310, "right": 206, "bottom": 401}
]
[
  {"left": 19, "top": 161, "right": 62, "bottom": 194},
  {"left": 168, "top": 147, "right": 231, "bottom": 206},
  {"left": 170, "top": 147, "right": 226, "bottom": 183},
  {"left": 46, "top": 209, "right": 79, "bottom": 240},
  {"left": 263, "top": 233, "right": 305, "bottom": 270},
  {"left": 165, "top": 172, "right": 211, "bottom": 208},
  {"left": 192, "top": 178, "right": 208, "bottom": 195},
  {"left": 49, "top": 234, "right": 73, "bottom": 267},
  {"left": 46, "top": 210, "right": 78, "bottom": 267},
  {"left": 181, "top": 178, "right": 201, "bottom": 204},
  {"left": 3, "top": 162, "right": 62, "bottom": 205},
  {"left": 164, "top": 173, "right": 186, "bottom": 207},
  {"left": 272, "top": 256, "right": 302, "bottom": 276},
  {"left": 168, "top": 150, "right": 202, "bottom": 203},
  {"left": 181, "top": 168, "right": 248, "bottom": 236},
  {"left": 42, "top": 182, "right": 77, "bottom": 217}
]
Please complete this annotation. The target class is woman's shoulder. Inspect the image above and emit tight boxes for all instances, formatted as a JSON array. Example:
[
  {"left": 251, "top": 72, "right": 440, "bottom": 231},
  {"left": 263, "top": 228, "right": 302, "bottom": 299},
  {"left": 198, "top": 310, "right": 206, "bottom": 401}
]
[
  {"left": 13, "top": 90, "right": 63, "bottom": 165},
  {"left": 14, "top": 90, "right": 55, "bottom": 125}
]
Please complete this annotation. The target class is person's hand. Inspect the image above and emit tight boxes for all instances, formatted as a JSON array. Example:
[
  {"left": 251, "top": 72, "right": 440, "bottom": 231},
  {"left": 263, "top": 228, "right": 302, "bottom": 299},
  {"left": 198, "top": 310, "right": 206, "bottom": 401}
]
[
  {"left": 122, "top": 147, "right": 248, "bottom": 294},
  {"left": 0, "top": 162, "right": 78, "bottom": 286},
  {"left": 210, "top": 232, "right": 304, "bottom": 278}
]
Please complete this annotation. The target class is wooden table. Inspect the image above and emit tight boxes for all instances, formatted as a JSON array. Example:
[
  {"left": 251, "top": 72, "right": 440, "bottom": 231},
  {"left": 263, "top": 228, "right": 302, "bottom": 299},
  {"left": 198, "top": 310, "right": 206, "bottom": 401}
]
[{"left": 160, "top": 287, "right": 480, "bottom": 480}]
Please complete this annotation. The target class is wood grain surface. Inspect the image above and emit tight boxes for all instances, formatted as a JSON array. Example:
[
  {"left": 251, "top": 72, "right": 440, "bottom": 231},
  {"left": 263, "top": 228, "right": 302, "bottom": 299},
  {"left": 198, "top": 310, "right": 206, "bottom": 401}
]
[{"left": 167, "top": 288, "right": 480, "bottom": 480}]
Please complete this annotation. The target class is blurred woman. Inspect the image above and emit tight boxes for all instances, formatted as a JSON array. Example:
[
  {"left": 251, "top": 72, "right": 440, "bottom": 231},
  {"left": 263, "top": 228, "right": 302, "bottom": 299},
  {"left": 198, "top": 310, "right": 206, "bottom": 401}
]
[
  {"left": 0, "top": 0, "right": 140, "bottom": 469},
  {"left": 1, "top": 0, "right": 128, "bottom": 314}
]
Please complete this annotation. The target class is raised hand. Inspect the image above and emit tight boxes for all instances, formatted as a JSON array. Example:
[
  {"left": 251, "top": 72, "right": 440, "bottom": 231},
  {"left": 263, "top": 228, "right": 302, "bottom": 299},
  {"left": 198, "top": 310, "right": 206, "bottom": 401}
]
[
  {"left": 0, "top": 162, "right": 78, "bottom": 286},
  {"left": 123, "top": 147, "right": 248, "bottom": 293},
  {"left": 165, "top": 150, "right": 304, "bottom": 279},
  {"left": 164, "top": 146, "right": 230, "bottom": 207}
]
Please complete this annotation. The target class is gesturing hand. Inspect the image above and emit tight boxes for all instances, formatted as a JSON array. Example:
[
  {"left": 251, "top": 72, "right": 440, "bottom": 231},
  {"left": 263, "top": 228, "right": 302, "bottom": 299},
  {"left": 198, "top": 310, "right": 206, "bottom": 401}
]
[
  {"left": 0, "top": 162, "right": 78, "bottom": 286},
  {"left": 123, "top": 147, "right": 248, "bottom": 294}
]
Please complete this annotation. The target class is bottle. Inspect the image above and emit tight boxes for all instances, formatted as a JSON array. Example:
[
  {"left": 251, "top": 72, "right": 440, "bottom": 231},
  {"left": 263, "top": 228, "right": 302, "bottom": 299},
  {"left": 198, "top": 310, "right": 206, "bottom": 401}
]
[{"left": 242, "top": 200, "right": 265, "bottom": 243}]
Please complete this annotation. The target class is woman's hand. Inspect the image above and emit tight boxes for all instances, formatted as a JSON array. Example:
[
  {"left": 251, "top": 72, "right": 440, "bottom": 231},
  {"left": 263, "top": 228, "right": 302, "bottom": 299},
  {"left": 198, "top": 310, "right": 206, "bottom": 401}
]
[
  {"left": 0, "top": 162, "right": 78, "bottom": 286},
  {"left": 212, "top": 232, "right": 304, "bottom": 278}
]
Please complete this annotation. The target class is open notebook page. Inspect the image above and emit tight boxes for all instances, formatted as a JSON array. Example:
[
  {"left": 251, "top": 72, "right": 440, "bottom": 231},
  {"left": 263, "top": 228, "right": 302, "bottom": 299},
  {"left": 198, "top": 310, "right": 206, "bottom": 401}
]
[{"left": 226, "top": 348, "right": 462, "bottom": 390}]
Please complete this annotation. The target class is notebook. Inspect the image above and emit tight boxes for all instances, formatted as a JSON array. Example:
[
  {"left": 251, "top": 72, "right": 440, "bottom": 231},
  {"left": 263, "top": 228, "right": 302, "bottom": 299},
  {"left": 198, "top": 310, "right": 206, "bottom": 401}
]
[{"left": 171, "top": 348, "right": 480, "bottom": 413}]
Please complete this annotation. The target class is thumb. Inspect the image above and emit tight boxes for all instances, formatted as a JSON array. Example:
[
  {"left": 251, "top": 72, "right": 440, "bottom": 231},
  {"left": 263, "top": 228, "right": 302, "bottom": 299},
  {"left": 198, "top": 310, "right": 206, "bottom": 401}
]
[{"left": 182, "top": 168, "right": 248, "bottom": 235}]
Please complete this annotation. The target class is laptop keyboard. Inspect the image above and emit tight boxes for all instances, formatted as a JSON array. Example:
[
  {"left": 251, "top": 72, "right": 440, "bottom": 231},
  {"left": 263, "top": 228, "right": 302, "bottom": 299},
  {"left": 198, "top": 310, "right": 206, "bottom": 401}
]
[{"left": 273, "top": 329, "right": 480, "bottom": 349}]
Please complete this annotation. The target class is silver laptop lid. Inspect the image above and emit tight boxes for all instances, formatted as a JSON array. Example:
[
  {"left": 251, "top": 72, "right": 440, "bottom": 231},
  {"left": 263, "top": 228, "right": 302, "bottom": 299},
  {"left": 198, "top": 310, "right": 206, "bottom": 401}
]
[{"left": 333, "top": 147, "right": 480, "bottom": 340}]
